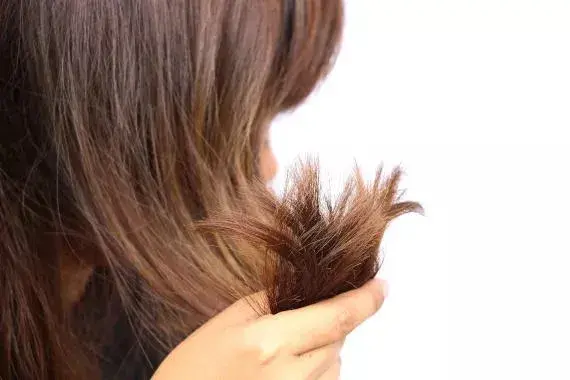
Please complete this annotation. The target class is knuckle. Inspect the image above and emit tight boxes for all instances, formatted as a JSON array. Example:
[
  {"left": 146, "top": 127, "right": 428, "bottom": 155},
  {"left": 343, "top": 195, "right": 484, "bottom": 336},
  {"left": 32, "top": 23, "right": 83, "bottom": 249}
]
[
  {"left": 334, "top": 307, "right": 356, "bottom": 337},
  {"left": 255, "top": 339, "right": 281, "bottom": 365},
  {"left": 240, "top": 319, "right": 282, "bottom": 365},
  {"left": 230, "top": 298, "right": 248, "bottom": 313}
]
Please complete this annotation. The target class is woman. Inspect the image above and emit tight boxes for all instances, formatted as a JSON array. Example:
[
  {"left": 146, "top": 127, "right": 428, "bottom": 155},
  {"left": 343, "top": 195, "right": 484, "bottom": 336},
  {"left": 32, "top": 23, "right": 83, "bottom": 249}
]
[{"left": 0, "top": 1, "right": 388, "bottom": 379}]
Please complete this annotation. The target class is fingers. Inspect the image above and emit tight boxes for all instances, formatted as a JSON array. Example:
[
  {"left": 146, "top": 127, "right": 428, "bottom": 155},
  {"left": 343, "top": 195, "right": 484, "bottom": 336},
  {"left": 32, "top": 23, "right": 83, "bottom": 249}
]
[
  {"left": 293, "top": 340, "right": 343, "bottom": 379},
  {"left": 317, "top": 358, "right": 342, "bottom": 380},
  {"left": 271, "top": 278, "right": 388, "bottom": 354}
]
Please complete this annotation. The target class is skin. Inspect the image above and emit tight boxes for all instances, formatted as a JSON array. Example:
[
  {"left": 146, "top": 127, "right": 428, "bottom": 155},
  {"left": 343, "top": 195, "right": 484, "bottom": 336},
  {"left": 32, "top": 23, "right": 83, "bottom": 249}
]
[
  {"left": 152, "top": 279, "right": 388, "bottom": 380},
  {"left": 152, "top": 132, "right": 390, "bottom": 379},
  {"left": 60, "top": 128, "right": 278, "bottom": 309},
  {"left": 62, "top": 128, "right": 388, "bottom": 379},
  {"left": 259, "top": 127, "right": 279, "bottom": 184}
]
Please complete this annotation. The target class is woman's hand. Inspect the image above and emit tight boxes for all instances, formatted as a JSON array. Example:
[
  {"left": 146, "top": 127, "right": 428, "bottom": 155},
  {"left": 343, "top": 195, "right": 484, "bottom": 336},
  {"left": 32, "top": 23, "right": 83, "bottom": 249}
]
[{"left": 152, "top": 278, "right": 388, "bottom": 380}]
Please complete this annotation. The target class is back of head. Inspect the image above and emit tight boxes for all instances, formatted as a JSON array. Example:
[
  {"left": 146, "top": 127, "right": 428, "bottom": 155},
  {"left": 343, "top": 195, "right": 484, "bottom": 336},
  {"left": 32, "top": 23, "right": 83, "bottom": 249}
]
[{"left": 0, "top": 1, "right": 342, "bottom": 378}]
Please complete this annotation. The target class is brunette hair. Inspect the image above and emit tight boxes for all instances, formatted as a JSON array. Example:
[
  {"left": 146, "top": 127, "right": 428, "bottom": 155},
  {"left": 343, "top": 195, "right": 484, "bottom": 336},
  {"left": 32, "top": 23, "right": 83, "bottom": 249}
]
[
  {"left": 198, "top": 161, "right": 423, "bottom": 314},
  {"left": 0, "top": 1, "right": 420, "bottom": 379}
]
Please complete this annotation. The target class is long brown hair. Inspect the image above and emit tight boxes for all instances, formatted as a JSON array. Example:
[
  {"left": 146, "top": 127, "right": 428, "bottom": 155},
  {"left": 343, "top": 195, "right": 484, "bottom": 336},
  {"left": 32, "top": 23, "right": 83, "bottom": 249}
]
[{"left": 0, "top": 0, "right": 343, "bottom": 378}]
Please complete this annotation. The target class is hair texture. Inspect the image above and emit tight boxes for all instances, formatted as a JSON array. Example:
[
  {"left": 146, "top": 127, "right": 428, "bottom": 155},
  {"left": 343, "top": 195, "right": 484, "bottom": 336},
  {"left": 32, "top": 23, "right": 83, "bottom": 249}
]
[
  {"left": 0, "top": 0, "right": 343, "bottom": 379},
  {"left": 0, "top": 0, "right": 423, "bottom": 378},
  {"left": 197, "top": 161, "right": 423, "bottom": 314}
]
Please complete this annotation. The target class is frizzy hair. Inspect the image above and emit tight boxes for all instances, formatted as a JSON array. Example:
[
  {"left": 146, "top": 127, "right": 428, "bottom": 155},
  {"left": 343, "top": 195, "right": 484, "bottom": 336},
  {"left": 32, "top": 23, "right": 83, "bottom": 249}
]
[
  {"left": 197, "top": 160, "right": 423, "bottom": 314},
  {"left": 0, "top": 0, "right": 420, "bottom": 379}
]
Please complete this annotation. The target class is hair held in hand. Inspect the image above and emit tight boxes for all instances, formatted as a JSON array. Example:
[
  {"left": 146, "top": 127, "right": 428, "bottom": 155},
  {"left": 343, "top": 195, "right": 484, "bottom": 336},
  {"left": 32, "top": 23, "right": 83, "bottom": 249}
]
[
  {"left": 0, "top": 0, "right": 420, "bottom": 376},
  {"left": 197, "top": 160, "right": 423, "bottom": 314}
]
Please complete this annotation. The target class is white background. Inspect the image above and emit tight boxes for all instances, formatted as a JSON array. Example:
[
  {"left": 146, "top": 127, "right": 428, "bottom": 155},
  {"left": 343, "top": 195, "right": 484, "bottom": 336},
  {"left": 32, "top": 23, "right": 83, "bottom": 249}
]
[{"left": 270, "top": 1, "right": 570, "bottom": 379}]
